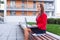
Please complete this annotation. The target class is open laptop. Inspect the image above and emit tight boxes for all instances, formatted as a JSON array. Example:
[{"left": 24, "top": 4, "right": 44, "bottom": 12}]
[{"left": 25, "top": 17, "right": 37, "bottom": 28}]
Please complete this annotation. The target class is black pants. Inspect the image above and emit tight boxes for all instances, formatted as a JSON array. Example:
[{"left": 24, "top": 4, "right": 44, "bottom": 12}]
[{"left": 30, "top": 27, "right": 46, "bottom": 34}]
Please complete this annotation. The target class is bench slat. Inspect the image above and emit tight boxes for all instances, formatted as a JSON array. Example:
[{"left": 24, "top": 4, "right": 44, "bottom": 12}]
[
  {"left": 46, "top": 33, "right": 59, "bottom": 40},
  {"left": 19, "top": 24, "right": 59, "bottom": 40},
  {"left": 38, "top": 36, "right": 47, "bottom": 40},
  {"left": 30, "top": 33, "right": 59, "bottom": 40},
  {"left": 41, "top": 35, "right": 50, "bottom": 40}
]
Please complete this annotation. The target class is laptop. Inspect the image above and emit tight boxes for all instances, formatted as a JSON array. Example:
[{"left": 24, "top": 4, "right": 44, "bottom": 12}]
[{"left": 25, "top": 17, "right": 37, "bottom": 28}]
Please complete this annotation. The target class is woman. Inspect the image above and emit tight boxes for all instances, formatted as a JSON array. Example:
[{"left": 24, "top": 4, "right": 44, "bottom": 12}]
[
  {"left": 30, "top": 4, "right": 47, "bottom": 34},
  {"left": 23, "top": 3, "right": 47, "bottom": 40}
]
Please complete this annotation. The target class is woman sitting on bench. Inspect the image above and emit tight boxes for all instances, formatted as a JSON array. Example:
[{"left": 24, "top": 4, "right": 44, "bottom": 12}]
[{"left": 23, "top": 3, "right": 47, "bottom": 40}]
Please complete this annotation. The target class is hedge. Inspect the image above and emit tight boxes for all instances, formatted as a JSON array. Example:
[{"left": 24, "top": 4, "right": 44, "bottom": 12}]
[
  {"left": 47, "top": 18, "right": 60, "bottom": 24},
  {"left": 27, "top": 18, "right": 60, "bottom": 25},
  {"left": 56, "top": 19, "right": 60, "bottom": 24}
]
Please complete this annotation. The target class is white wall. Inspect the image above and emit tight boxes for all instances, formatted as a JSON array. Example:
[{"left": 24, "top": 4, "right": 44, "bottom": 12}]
[
  {"left": 55, "top": 0, "right": 60, "bottom": 13},
  {"left": 55, "top": 0, "right": 60, "bottom": 17}
]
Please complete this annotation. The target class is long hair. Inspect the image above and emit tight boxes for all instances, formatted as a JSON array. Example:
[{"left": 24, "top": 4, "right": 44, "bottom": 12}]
[{"left": 40, "top": 4, "right": 44, "bottom": 14}]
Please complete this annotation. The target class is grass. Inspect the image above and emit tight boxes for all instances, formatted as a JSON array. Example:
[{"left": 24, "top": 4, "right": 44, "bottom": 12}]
[
  {"left": 47, "top": 24, "right": 60, "bottom": 36},
  {"left": 27, "top": 22, "right": 36, "bottom": 25},
  {"left": 27, "top": 22, "right": 60, "bottom": 36}
]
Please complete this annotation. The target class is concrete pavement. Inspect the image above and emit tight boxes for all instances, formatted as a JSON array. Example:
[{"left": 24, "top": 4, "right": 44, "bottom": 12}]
[{"left": 0, "top": 22, "right": 24, "bottom": 40}]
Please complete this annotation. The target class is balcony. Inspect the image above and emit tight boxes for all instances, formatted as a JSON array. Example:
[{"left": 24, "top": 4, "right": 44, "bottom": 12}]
[
  {"left": 44, "top": 3, "right": 55, "bottom": 11},
  {"left": 7, "top": 7, "right": 37, "bottom": 11},
  {"left": 44, "top": 6, "right": 55, "bottom": 11},
  {"left": 28, "top": 0, "right": 54, "bottom": 2},
  {"left": 7, "top": 6, "right": 37, "bottom": 11}
]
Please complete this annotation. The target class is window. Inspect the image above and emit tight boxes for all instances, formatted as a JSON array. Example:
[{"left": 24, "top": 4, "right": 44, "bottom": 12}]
[
  {"left": 33, "top": 12, "right": 36, "bottom": 16},
  {"left": 22, "top": 11, "right": 25, "bottom": 16},
  {"left": 46, "top": 11, "right": 54, "bottom": 16},
  {"left": 0, "top": 0, "right": 4, "bottom": 4},
  {"left": 22, "top": 0, "right": 25, "bottom": 9},
  {"left": 22, "top": 11, "right": 27, "bottom": 16},
  {"left": 10, "top": 1, "right": 16, "bottom": 8},
  {"left": 52, "top": 12, "right": 54, "bottom": 16},
  {"left": 33, "top": 1, "right": 36, "bottom": 9},
  {"left": 10, "top": 11, "right": 16, "bottom": 16},
  {"left": 46, "top": 11, "right": 50, "bottom": 16},
  {"left": 0, "top": 10, "right": 4, "bottom": 17},
  {"left": 0, "top": 10, "right": 4, "bottom": 22}
]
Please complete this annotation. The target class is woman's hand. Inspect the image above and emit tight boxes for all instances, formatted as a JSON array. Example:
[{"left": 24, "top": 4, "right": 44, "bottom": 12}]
[
  {"left": 24, "top": 28, "right": 32, "bottom": 32},
  {"left": 28, "top": 28, "right": 32, "bottom": 32}
]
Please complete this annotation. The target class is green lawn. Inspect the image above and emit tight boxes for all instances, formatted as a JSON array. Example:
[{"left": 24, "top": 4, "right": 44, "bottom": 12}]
[
  {"left": 27, "top": 22, "right": 60, "bottom": 36},
  {"left": 47, "top": 24, "right": 60, "bottom": 36}
]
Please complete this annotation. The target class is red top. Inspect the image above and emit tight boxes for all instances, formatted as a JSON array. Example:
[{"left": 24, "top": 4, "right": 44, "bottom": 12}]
[{"left": 36, "top": 12, "right": 47, "bottom": 30}]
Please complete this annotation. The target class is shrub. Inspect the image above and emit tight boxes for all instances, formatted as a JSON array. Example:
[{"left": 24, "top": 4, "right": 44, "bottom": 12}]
[
  {"left": 56, "top": 19, "right": 60, "bottom": 24},
  {"left": 47, "top": 18, "right": 56, "bottom": 24},
  {"left": 27, "top": 18, "right": 60, "bottom": 24}
]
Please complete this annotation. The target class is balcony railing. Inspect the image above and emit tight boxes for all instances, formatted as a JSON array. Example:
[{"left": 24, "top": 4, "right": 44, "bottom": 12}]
[
  {"left": 28, "top": 0, "right": 54, "bottom": 2},
  {"left": 7, "top": 5, "right": 37, "bottom": 11},
  {"left": 7, "top": 7, "right": 37, "bottom": 11},
  {"left": 7, "top": 5, "right": 54, "bottom": 12}
]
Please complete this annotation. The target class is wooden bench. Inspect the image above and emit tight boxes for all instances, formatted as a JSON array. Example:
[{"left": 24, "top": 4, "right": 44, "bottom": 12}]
[
  {"left": 19, "top": 23, "right": 59, "bottom": 40},
  {"left": 29, "top": 33, "right": 59, "bottom": 40}
]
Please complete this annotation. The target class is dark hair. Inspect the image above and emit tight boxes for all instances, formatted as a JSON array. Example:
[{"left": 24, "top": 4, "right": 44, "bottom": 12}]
[{"left": 40, "top": 4, "right": 44, "bottom": 14}]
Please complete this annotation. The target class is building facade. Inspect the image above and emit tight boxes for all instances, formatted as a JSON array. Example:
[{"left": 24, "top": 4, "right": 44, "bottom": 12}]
[
  {"left": 0, "top": 0, "right": 4, "bottom": 23},
  {"left": 0, "top": 0, "right": 56, "bottom": 22}
]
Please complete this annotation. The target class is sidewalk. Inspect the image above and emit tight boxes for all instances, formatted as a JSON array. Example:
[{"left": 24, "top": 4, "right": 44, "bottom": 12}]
[
  {"left": 0, "top": 22, "right": 24, "bottom": 40},
  {"left": 0, "top": 22, "right": 60, "bottom": 40}
]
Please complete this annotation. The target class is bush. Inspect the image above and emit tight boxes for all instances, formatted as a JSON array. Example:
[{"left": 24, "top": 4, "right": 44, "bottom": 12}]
[
  {"left": 56, "top": 19, "right": 60, "bottom": 24},
  {"left": 47, "top": 18, "right": 60, "bottom": 24},
  {"left": 47, "top": 18, "right": 56, "bottom": 24},
  {"left": 27, "top": 18, "right": 60, "bottom": 25}
]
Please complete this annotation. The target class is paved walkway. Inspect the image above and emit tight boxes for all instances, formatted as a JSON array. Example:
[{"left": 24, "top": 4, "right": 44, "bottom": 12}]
[
  {"left": 0, "top": 22, "right": 24, "bottom": 40},
  {"left": 0, "top": 22, "right": 60, "bottom": 40}
]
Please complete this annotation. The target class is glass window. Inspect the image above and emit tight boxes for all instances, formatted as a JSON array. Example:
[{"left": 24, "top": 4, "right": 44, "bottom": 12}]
[
  {"left": 22, "top": 11, "right": 25, "bottom": 16},
  {"left": 10, "top": 1, "right": 16, "bottom": 8},
  {"left": 0, "top": 10, "right": 4, "bottom": 17},
  {"left": 52, "top": 12, "right": 54, "bottom": 16},
  {"left": 0, "top": 0, "right": 4, "bottom": 4},
  {"left": 22, "top": 11, "right": 27, "bottom": 16},
  {"left": 33, "top": 1, "right": 36, "bottom": 9},
  {"left": 46, "top": 11, "right": 50, "bottom": 16},
  {"left": 10, "top": 11, "right": 16, "bottom": 16},
  {"left": 22, "top": 0, "right": 25, "bottom": 9},
  {"left": 33, "top": 12, "right": 36, "bottom": 16},
  {"left": 0, "top": 10, "right": 4, "bottom": 22}
]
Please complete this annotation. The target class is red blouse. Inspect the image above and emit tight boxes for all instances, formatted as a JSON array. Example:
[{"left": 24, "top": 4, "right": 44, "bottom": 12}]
[{"left": 36, "top": 12, "right": 47, "bottom": 30}]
